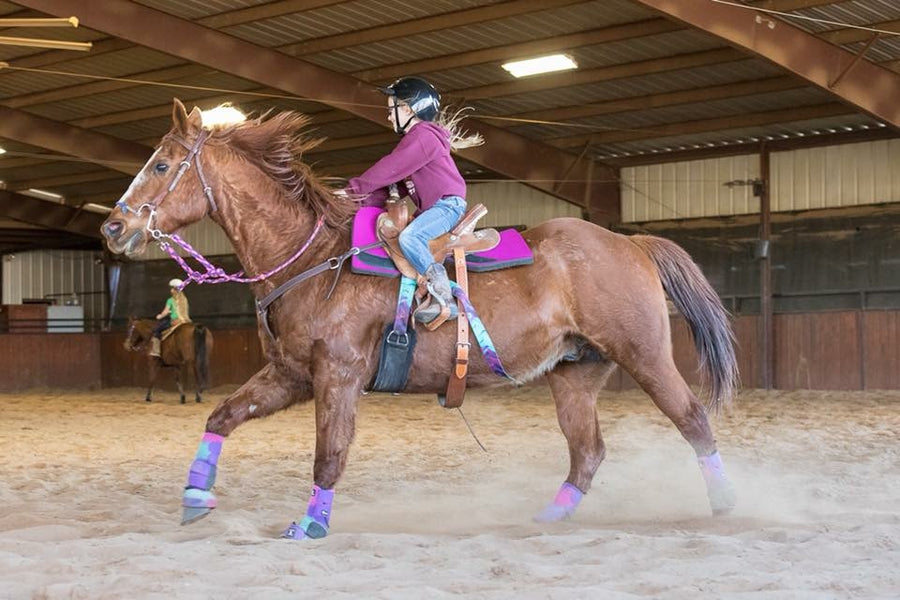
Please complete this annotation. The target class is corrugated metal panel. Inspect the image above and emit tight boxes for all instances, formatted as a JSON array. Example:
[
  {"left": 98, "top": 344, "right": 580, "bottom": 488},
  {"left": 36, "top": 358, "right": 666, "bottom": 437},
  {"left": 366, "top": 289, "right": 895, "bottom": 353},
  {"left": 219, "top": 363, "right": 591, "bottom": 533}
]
[
  {"left": 771, "top": 139, "right": 900, "bottom": 211},
  {"left": 1, "top": 250, "right": 107, "bottom": 323},
  {"left": 467, "top": 181, "right": 582, "bottom": 227},
  {"left": 622, "top": 154, "right": 760, "bottom": 222},
  {"left": 138, "top": 218, "right": 234, "bottom": 261}
]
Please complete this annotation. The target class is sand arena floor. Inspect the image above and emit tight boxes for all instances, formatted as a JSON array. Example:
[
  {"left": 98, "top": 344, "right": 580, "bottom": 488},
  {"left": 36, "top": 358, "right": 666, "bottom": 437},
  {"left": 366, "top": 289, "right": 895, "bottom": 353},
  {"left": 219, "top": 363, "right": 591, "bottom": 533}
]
[{"left": 0, "top": 385, "right": 897, "bottom": 599}]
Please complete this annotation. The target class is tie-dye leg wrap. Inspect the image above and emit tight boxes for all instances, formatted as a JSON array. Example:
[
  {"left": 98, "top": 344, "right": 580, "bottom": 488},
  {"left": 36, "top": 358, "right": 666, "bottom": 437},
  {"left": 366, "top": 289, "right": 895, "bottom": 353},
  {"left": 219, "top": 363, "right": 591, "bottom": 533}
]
[
  {"left": 450, "top": 282, "right": 511, "bottom": 379},
  {"left": 534, "top": 482, "right": 584, "bottom": 522},
  {"left": 282, "top": 485, "right": 334, "bottom": 540},
  {"left": 698, "top": 451, "right": 736, "bottom": 515},
  {"left": 182, "top": 432, "right": 223, "bottom": 509}
]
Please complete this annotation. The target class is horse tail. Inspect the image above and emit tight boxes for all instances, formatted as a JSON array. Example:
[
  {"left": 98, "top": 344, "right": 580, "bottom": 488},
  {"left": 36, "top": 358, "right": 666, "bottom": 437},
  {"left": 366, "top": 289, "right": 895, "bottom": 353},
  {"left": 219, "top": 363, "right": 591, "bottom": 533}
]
[
  {"left": 630, "top": 235, "right": 739, "bottom": 412},
  {"left": 193, "top": 324, "right": 210, "bottom": 390}
]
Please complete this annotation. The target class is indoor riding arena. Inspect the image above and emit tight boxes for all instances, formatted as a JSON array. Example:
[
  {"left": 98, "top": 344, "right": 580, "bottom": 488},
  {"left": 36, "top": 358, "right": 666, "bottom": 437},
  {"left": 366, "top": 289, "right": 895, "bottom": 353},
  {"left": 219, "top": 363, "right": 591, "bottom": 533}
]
[{"left": 1, "top": 2, "right": 898, "bottom": 599}]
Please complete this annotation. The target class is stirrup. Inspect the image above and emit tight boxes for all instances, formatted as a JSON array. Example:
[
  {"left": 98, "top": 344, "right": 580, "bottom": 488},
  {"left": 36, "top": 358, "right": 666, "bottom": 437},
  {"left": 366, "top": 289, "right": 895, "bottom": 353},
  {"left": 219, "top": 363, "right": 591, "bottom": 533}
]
[{"left": 414, "top": 301, "right": 457, "bottom": 324}]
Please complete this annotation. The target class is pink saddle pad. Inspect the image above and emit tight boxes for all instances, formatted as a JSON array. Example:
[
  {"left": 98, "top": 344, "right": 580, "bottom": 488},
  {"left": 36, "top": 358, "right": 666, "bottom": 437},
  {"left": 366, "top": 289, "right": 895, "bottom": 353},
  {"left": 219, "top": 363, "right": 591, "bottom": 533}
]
[{"left": 350, "top": 206, "right": 533, "bottom": 277}]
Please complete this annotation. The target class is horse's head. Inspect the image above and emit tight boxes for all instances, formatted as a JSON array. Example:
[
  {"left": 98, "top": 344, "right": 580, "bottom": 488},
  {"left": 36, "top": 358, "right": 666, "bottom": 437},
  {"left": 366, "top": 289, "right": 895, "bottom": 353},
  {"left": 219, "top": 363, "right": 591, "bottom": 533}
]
[
  {"left": 102, "top": 99, "right": 217, "bottom": 258},
  {"left": 123, "top": 317, "right": 151, "bottom": 351}
]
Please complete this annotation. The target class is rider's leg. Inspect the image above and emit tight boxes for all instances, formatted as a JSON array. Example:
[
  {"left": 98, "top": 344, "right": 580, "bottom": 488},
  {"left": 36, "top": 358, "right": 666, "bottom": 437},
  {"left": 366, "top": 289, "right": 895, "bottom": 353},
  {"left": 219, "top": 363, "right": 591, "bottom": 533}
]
[
  {"left": 398, "top": 196, "right": 465, "bottom": 318},
  {"left": 150, "top": 316, "right": 169, "bottom": 357}
]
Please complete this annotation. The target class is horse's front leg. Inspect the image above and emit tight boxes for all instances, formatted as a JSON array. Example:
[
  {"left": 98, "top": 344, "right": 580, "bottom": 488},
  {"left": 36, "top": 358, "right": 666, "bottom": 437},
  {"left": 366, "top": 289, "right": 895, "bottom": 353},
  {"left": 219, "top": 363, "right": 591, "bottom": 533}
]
[
  {"left": 282, "top": 344, "right": 365, "bottom": 540},
  {"left": 145, "top": 357, "right": 158, "bottom": 402},
  {"left": 181, "top": 362, "right": 311, "bottom": 525},
  {"left": 176, "top": 364, "right": 186, "bottom": 404}
]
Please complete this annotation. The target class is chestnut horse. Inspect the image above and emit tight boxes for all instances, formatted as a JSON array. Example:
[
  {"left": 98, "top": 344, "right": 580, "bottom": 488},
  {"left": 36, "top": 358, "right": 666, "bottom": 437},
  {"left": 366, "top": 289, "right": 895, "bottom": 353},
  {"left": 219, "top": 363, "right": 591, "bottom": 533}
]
[
  {"left": 101, "top": 100, "right": 738, "bottom": 539},
  {"left": 124, "top": 317, "right": 213, "bottom": 404}
]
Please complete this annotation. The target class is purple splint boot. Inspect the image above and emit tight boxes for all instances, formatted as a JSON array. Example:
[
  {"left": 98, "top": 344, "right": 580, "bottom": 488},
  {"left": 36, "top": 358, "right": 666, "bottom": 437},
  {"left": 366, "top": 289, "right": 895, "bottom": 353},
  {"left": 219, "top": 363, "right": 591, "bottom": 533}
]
[
  {"left": 698, "top": 451, "right": 737, "bottom": 515},
  {"left": 534, "top": 482, "right": 584, "bottom": 523},
  {"left": 282, "top": 485, "right": 334, "bottom": 540},
  {"left": 182, "top": 432, "right": 223, "bottom": 525}
]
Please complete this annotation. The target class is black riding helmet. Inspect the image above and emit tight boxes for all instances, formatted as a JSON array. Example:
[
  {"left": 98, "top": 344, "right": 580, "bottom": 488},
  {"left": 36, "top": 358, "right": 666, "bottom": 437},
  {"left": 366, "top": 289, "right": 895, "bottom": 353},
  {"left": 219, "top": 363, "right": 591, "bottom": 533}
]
[{"left": 380, "top": 76, "right": 441, "bottom": 134}]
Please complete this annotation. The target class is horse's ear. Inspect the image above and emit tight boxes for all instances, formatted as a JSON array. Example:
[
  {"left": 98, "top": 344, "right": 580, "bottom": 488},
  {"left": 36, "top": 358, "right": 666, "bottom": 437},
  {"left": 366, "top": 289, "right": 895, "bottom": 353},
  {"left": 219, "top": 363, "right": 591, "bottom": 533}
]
[{"left": 172, "top": 98, "right": 202, "bottom": 134}]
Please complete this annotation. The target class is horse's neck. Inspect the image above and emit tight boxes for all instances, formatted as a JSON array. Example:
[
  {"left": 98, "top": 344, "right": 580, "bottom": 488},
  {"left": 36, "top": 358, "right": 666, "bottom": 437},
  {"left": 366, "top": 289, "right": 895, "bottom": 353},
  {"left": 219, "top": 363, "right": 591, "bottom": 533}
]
[{"left": 211, "top": 178, "right": 345, "bottom": 295}]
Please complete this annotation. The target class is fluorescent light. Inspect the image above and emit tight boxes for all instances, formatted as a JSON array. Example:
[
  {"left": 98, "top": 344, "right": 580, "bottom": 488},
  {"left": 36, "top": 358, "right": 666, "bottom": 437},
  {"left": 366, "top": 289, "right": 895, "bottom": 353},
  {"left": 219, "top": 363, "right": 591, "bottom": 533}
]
[
  {"left": 201, "top": 104, "right": 247, "bottom": 128},
  {"left": 0, "top": 36, "right": 92, "bottom": 51},
  {"left": 83, "top": 203, "right": 113, "bottom": 214},
  {"left": 23, "top": 188, "right": 65, "bottom": 201},
  {"left": 501, "top": 54, "right": 578, "bottom": 78}
]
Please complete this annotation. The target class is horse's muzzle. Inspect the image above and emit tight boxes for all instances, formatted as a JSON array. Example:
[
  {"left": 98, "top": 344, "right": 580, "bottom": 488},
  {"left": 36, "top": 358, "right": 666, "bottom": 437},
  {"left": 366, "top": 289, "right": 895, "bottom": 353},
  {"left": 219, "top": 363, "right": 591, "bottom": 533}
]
[{"left": 102, "top": 219, "right": 146, "bottom": 257}]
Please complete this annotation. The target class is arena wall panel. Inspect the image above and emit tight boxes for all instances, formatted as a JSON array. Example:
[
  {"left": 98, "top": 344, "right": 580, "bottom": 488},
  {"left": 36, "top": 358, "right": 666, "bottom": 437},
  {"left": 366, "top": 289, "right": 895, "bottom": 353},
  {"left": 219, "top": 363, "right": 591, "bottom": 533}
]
[
  {"left": 0, "top": 333, "right": 101, "bottom": 392},
  {"left": 2, "top": 310, "right": 897, "bottom": 393}
]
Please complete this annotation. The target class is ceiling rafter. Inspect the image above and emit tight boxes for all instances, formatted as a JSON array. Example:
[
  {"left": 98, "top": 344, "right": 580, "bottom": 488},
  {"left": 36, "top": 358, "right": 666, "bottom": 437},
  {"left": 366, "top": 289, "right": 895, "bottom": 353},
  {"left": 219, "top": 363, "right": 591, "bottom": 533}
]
[
  {"left": 0, "top": 189, "right": 105, "bottom": 238},
  {"left": 631, "top": 0, "right": 900, "bottom": 129},
  {"left": 0, "top": 105, "right": 150, "bottom": 175},
  {"left": 13, "top": 0, "right": 615, "bottom": 215}
]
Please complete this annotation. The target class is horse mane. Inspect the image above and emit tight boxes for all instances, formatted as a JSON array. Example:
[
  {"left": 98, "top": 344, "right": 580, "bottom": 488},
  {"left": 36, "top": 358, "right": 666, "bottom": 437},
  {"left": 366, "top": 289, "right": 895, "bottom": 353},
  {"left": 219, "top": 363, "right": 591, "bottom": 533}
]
[{"left": 205, "top": 111, "right": 359, "bottom": 231}]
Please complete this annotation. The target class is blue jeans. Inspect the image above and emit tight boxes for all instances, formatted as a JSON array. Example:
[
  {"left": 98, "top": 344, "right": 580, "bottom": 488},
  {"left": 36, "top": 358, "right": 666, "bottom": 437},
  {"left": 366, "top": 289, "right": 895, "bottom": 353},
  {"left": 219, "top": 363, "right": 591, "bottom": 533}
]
[{"left": 398, "top": 196, "right": 466, "bottom": 274}]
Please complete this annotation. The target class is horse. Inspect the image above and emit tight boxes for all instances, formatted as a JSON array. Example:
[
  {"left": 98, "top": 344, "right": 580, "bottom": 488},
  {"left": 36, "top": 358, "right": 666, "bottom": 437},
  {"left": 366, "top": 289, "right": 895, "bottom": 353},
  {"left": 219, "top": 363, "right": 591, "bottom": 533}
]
[
  {"left": 123, "top": 316, "right": 213, "bottom": 404},
  {"left": 101, "top": 99, "right": 739, "bottom": 539}
]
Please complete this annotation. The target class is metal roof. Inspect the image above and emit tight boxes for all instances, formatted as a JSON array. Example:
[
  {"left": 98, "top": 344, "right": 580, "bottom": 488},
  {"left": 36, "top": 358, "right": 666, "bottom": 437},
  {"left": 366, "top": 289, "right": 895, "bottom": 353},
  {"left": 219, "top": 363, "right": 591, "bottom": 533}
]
[{"left": 1, "top": 0, "right": 899, "bottom": 250}]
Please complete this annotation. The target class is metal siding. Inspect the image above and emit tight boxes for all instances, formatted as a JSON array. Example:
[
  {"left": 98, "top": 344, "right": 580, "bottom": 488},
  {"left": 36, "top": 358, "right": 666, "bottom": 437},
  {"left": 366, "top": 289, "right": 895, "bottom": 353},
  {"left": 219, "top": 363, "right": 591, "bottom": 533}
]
[
  {"left": 138, "top": 219, "right": 235, "bottom": 261},
  {"left": 466, "top": 182, "right": 582, "bottom": 228},
  {"left": 1, "top": 250, "right": 107, "bottom": 323},
  {"left": 771, "top": 139, "right": 900, "bottom": 212},
  {"left": 622, "top": 155, "right": 759, "bottom": 222}
]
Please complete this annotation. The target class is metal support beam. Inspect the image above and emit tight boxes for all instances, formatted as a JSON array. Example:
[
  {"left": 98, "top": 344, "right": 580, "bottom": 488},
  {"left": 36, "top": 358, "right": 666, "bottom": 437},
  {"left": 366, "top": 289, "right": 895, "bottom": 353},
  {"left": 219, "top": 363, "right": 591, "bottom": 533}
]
[
  {"left": 631, "top": 0, "right": 900, "bottom": 130},
  {"left": 757, "top": 147, "right": 774, "bottom": 390},
  {"left": 0, "top": 106, "right": 150, "bottom": 175},
  {"left": 15, "top": 0, "right": 614, "bottom": 215},
  {"left": 0, "top": 189, "right": 105, "bottom": 238}
]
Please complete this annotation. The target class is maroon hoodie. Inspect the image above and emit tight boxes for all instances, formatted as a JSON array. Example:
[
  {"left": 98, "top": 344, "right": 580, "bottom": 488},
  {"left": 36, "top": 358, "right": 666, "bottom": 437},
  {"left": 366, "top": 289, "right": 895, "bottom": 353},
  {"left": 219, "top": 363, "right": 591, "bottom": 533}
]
[{"left": 347, "top": 121, "right": 466, "bottom": 215}]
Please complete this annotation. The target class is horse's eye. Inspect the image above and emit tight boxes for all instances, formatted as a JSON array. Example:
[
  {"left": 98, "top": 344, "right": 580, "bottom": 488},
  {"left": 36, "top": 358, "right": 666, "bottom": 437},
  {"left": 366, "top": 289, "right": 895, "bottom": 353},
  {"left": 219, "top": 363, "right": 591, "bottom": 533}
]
[{"left": 155, "top": 162, "right": 169, "bottom": 174}]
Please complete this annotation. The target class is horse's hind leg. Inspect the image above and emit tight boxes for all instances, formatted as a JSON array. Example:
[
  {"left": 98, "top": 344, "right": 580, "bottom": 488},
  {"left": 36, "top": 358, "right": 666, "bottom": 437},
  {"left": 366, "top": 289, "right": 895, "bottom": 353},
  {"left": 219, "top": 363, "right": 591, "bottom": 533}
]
[
  {"left": 625, "top": 353, "right": 736, "bottom": 516},
  {"left": 181, "top": 362, "right": 312, "bottom": 525},
  {"left": 176, "top": 365, "right": 186, "bottom": 404},
  {"left": 535, "top": 359, "right": 616, "bottom": 522}
]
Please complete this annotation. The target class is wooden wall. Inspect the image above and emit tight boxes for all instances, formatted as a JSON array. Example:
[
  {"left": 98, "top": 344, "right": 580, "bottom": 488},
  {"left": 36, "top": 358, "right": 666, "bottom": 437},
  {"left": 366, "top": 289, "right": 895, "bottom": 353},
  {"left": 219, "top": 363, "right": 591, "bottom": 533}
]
[{"left": 1, "top": 310, "right": 898, "bottom": 393}]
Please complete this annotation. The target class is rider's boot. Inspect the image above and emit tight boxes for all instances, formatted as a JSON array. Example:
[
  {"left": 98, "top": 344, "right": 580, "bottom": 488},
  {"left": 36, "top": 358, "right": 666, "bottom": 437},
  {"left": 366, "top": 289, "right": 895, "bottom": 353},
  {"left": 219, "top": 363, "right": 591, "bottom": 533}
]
[
  {"left": 150, "top": 337, "right": 161, "bottom": 357},
  {"left": 415, "top": 263, "right": 458, "bottom": 324}
]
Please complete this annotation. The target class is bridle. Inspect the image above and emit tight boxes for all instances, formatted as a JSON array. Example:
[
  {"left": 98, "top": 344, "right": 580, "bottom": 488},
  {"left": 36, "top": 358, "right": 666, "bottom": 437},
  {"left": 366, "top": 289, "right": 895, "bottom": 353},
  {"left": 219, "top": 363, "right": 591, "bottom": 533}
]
[{"left": 115, "top": 129, "right": 218, "bottom": 225}]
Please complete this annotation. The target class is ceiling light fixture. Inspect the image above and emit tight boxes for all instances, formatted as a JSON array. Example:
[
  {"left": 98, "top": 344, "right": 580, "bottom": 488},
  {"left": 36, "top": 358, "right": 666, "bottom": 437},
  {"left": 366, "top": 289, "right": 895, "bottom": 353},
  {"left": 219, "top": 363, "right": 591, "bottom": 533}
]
[
  {"left": 23, "top": 188, "right": 64, "bottom": 201},
  {"left": 82, "top": 203, "right": 113, "bottom": 214},
  {"left": 0, "top": 146, "right": 6, "bottom": 155},
  {"left": 0, "top": 16, "right": 92, "bottom": 52},
  {"left": 501, "top": 54, "right": 578, "bottom": 78}
]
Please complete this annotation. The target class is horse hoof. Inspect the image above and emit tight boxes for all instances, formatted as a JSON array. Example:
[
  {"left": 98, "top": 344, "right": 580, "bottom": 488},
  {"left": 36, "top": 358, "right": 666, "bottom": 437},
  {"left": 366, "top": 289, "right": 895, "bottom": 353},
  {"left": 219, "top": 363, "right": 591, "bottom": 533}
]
[
  {"left": 533, "top": 503, "right": 574, "bottom": 523},
  {"left": 281, "top": 517, "right": 328, "bottom": 540},
  {"left": 708, "top": 481, "right": 737, "bottom": 516},
  {"left": 145, "top": 398, "right": 152, "bottom": 403},
  {"left": 180, "top": 397, "right": 186, "bottom": 405},
  {"left": 181, "top": 506, "right": 213, "bottom": 525}
]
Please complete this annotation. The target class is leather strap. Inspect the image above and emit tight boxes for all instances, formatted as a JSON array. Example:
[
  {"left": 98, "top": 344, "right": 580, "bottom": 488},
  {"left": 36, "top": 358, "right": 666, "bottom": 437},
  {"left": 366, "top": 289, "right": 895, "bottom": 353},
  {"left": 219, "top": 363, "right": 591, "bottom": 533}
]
[{"left": 442, "top": 247, "right": 470, "bottom": 408}]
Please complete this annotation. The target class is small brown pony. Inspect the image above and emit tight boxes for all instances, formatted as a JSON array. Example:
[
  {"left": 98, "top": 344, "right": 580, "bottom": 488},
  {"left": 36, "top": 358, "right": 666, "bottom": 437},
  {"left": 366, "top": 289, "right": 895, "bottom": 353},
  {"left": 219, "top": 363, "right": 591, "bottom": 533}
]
[
  {"left": 124, "top": 317, "right": 213, "bottom": 404},
  {"left": 102, "top": 100, "right": 739, "bottom": 539}
]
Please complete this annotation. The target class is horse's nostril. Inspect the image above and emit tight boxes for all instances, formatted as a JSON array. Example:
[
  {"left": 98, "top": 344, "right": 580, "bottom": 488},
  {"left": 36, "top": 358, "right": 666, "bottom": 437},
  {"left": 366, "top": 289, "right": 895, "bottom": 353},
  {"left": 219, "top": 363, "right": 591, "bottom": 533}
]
[{"left": 103, "top": 220, "right": 124, "bottom": 239}]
